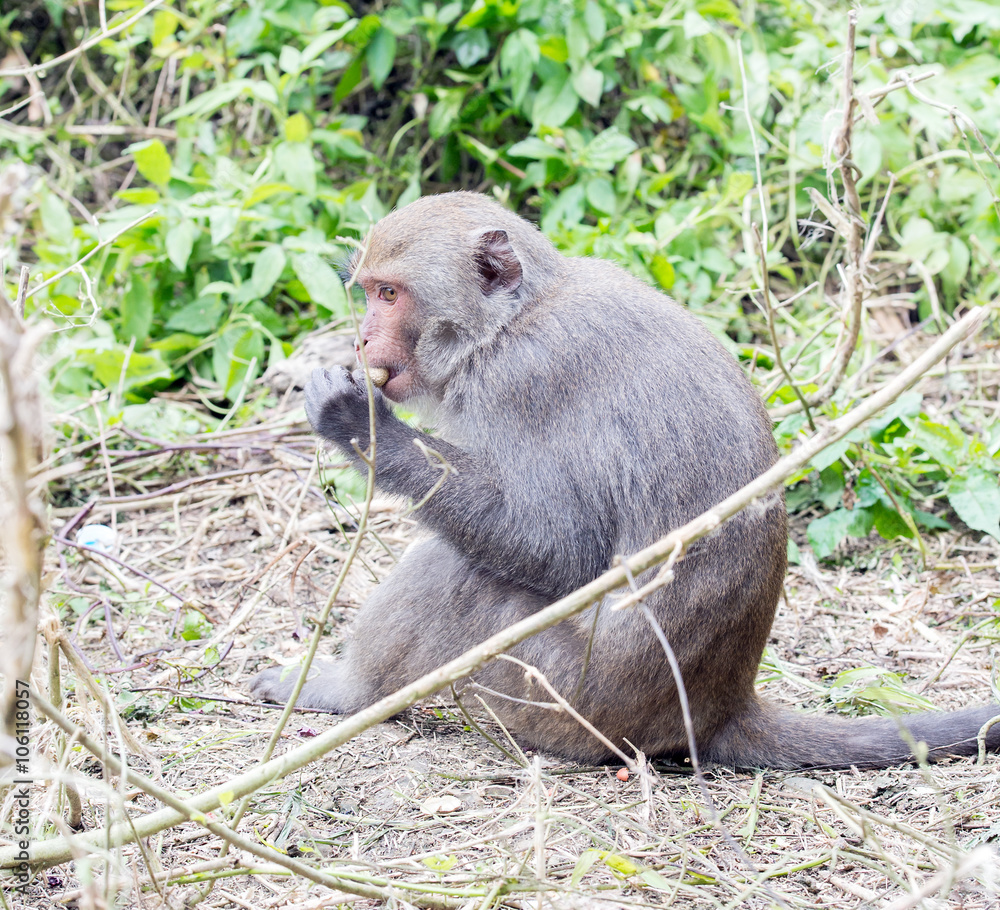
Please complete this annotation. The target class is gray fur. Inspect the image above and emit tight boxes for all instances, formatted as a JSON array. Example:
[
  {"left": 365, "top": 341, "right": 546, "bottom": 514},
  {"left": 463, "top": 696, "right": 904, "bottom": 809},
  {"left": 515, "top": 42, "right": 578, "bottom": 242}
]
[{"left": 251, "top": 192, "right": 1000, "bottom": 769}]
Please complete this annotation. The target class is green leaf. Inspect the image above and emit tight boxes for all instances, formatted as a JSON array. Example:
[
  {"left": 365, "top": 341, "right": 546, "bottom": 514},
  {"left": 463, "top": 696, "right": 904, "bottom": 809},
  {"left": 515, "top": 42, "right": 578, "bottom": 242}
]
[
  {"left": 429, "top": 88, "right": 466, "bottom": 139},
  {"left": 366, "top": 28, "right": 396, "bottom": 89},
  {"left": 130, "top": 139, "right": 173, "bottom": 186},
  {"left": 807, "top": 507, "right": 874, "bottom": 560},
  {"left": 249, "top": 245, "right": 287, "bottom": 299},
  {"left": 284, "top": 112, "right": 311, "bottom": 143},
  {"left": 722, "top": 171, "right": 755, "bottom": 205},
  {"left": 165, "top": 220, "right": 197, "bottom": 272},
  {"left": 182, "top": 609, "right": 210, "bottom": 641},
  {"left": 80, "top": 348, "right": 174, "bottom": 398},
  {"left": 649, "top": 255, "right": 675, "bottom": 290},
  {"left": 165, "top": 297, "right": 224, "bottom": 335},
  {"left": 538, "top": 35, "right": 568, "bottom": 63},
  {"left": 151, "top": 10, "right": 179, "bottom": 47},
  {"left": 640, "top": 870, "right": 674, "bottom": 891},
  {"left": 585, "top": 175, "right": 616, "bottom": 214},
  {"left": 870, "top": 501, "right": 913, "bottom": 542},
  {"left": 243, "top": 183, "right": 296, "bottom": 209},
  {"left": 810, "top": 439, "right": 849, "bottom": 472},
  {"left": 912, "top": 420, "right": 965, "bottom": 469},
  {"left": 540, "top": 184, "right": 586, "bottom": 233},
  {"left": 150, "top": 333, "right": 202, "bottom": 358},
  {"left": 572, "top": 62, "right": 604, "bottom": 107},
  {"left": 39, "top": 189, "right": 74, "bottom": 242},
  {"left": 208, "top": 206, "right": 240, "bottom": 246},
  {"left": 121, "top": 276, "right": 153, "bottom": 345},
  {"left": 571, "top": 850, "right": 602, "bottom": 886},
  {"left": 499, "top": 29, "right": 539, "bottom": 106},
  {"left": 453, "top": 28, "right": 490, "bottom": 68},
  {"left": 869, "top": 391, "right": 922, "bottom": 440},
  {"left": 566, "top": 18, "right": 589, "bottom": 65},
  {"left": 213, "top": 327, "right": 265, "bottom": 399},
  {"left": 163, "top": 80, "right": 250, "bottom": 123},
  {"left": 807, "top": 509, "right": 853, "bottom": 560},
  {"left": 275, "top": 142, "right": 317, "bottom": 196},
  {"left": 117, "top": 188, "right": 159, "bottom": 205},
  {"left": 531, "top": 70, "right": 578, "bottom": 128},
  {"left": 584, "top": 1, "right": 607, "bottom": 42},
  {"left": 334, "top": 55, "right": 364, "bottom": 104},
  {"left": 278, "top": 45, "right": 301, "bottom": 74},
  {"left": 507, "top": 137, "right": 563, "bottom": 161},
  {"left": 602, "top": 852, "right": 639, "bottom": 876},
  {"left": 290, "top": 252, "right": 349, "bottom": 316},
  {"left": 581, "top": 128, "right": 638, "bottom": 170},
  {"left": 301, "top": 22, "right": 358, "bottom": 65},
  {"left": 947, "top": 469, "right": 1000, "bottom": 540},
  {"left": 455, "top": 0, "right": 491, "bottom": 28},
  {"left": 913, "top": 509, "right": 950, "bottom": 531}
]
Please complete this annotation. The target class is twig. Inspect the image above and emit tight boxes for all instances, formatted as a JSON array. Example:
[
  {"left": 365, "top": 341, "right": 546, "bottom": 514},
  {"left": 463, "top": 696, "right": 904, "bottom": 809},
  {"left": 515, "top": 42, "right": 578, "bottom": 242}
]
[
  {"left": 15, "top": 265, "right": 29, "bottom": 318},
  {"left": 0, "top": 0, "right": 166, "bottom": 78},
  {"left": 498, "top": 654, "right": 634, "bottom": 768},
  {"left": 220, "top": 234, "right": 375, "bottom": 841},
  {"left": 24, "top": 210, "right": 156, "bottom": 300},
  {"left": 90, "top": 466, "right": 283, "bottom": 503},
  {"left": 753, "top": 223, "right": 815, "bottom": 429},
  {"left": 27, "top": 695, "right": 464, "bottom": 909},
  {"left": 53, "top": 535, "right": 189, "bottom": 605}
]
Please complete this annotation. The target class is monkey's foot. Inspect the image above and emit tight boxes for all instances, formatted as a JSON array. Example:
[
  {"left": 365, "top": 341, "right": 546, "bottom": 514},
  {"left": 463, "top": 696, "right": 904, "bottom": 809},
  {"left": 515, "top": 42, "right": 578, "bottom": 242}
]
[{"left": 249, "top": 661, "right": 364, "bottom": 713}]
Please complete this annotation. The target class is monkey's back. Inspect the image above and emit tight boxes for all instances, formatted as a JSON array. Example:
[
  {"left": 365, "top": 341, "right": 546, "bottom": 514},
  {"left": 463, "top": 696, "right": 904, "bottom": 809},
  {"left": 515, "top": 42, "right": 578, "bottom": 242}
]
[
  {"left": 436, "top": 251, "right": 787, "bottom": 756},
  {"left": 452, "top": 254, "right": 781, "bottom": 544}
]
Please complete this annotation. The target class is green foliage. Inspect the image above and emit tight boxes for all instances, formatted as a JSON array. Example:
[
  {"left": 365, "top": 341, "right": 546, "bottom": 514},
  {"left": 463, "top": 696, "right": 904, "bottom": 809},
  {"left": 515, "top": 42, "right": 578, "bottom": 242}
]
[
  {"left": 781, "top": 392, "right": 1000, "bottom": 560},
  {"left": 2, "top": 0, "right": 999, "bottom": 557},
  {"left": 826, "top": 666, "right": 936, "bottom": 717}
]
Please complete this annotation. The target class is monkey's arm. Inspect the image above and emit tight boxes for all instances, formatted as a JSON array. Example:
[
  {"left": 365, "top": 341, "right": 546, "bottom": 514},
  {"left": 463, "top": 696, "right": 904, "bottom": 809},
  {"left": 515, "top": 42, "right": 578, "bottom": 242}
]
[{"left": 305, "top": 368, "right": 610, "bottom": 598}]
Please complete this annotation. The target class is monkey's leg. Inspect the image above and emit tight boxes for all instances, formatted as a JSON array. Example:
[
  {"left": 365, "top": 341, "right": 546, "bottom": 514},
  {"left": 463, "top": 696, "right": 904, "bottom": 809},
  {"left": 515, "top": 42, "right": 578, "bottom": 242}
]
[
  {"left": 250, "top": 536, "right": 547, "bottom": 713},
  {"left": 251, "top": 537, "right": 678, "bottom": 762},
  {"left": 249, "top": 538, "right": 605, "bottom": 735}
]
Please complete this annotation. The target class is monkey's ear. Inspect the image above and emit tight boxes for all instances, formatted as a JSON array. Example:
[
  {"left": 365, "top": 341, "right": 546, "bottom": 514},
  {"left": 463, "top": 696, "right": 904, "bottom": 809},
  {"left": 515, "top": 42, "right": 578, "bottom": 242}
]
[
  {"left": 339, "top": 248, "right": 362, "bottom": 285},
  {"left": 474, "top": 229, "right": 523, "bottom": 295}
]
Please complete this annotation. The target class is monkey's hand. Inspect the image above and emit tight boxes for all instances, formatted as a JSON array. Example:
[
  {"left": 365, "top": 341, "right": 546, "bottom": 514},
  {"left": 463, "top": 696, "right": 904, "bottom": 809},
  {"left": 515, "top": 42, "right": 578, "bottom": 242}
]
[{"left": 305, "top": 366, "right": 392, "bottom": 454}]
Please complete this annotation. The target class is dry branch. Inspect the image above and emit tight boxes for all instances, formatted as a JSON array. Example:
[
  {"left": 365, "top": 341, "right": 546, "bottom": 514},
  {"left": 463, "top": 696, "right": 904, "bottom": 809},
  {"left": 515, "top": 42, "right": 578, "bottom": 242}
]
[
  {"left": 0, "top": 292, "right": 47, "bottom": 745},
  {"left": 770, "top": 11, "right": 871, "bottom": 419}
]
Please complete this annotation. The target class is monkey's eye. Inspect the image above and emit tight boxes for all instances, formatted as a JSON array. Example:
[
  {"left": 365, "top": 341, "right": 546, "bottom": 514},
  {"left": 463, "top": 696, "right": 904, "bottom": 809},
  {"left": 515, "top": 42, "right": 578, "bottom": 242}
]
[{"left": 379, "top": 286, "right": 398, "bottom": 303}]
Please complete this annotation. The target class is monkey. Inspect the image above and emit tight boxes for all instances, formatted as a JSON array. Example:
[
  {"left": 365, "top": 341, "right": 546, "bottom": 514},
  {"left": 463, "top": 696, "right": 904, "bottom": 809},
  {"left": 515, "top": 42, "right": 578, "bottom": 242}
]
[{"left": 250, "top": 191, "right": 1000, "bottom": 770}]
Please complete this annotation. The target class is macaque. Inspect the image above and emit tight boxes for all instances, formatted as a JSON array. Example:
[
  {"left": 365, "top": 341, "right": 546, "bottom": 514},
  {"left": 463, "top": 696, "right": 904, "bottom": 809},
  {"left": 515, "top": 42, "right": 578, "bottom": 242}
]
[{"left": 251, "top": 192, "right": 999, "bottom": 769}]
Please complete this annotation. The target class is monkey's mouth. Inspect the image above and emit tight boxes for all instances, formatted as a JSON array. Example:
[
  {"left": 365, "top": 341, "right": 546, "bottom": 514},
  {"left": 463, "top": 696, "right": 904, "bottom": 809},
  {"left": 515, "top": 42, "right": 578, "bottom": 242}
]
[
  {"left": 371, "top": 363, "right": 408, "bottom": 399},
  {"left": 372, "top": 363, "right": 401, "bottom": 382}
]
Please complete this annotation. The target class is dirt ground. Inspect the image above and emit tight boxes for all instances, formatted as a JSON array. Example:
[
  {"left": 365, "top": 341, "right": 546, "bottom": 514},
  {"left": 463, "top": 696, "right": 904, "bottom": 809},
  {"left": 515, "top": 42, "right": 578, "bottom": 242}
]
[{"left": 6, "top": 367, "right": 1000, "bottom": 910}]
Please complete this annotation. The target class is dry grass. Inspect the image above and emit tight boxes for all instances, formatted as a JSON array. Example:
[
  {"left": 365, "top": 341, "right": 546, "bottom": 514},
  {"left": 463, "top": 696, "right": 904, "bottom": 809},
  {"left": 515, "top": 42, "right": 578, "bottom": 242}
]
[{"left": 4, "top": 339, "right": 999, "bottom": 910}]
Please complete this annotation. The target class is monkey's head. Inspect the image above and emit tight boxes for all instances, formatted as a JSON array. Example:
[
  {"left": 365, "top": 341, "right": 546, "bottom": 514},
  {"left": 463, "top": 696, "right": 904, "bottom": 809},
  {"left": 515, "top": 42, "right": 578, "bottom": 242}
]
[{"left": 346, "top": 192, "right": 560, "bottom": 403}]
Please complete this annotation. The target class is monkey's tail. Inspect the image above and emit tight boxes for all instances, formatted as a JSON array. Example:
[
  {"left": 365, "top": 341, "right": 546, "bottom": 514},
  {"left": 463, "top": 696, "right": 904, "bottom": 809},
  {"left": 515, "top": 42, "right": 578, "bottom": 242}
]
[{"left": 705, "top": 698, "right": 1000, "bottom": 771}]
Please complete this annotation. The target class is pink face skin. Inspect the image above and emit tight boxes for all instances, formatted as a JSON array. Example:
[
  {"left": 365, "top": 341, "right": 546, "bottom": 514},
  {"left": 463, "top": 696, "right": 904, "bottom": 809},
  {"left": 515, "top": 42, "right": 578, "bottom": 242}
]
[{"left": 355, "top": 279, "right": 421, "bottom": 402}]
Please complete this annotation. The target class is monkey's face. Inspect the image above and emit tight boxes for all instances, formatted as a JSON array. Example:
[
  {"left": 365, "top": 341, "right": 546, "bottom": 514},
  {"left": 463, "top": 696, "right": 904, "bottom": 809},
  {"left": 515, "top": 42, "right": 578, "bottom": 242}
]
[{"left": 356, "top": 280, "right": 422, "bottom": 402}]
